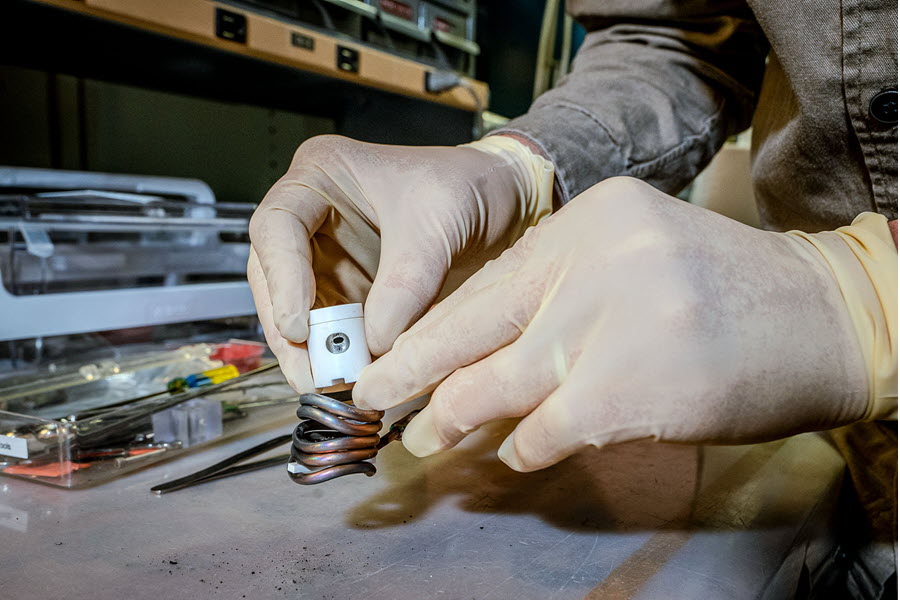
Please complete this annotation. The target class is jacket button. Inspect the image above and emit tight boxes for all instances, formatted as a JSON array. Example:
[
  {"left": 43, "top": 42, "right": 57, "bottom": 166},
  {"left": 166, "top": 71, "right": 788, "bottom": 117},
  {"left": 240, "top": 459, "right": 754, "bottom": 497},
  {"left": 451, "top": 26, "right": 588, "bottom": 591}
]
[{"left": 869, "top": 89, "right": 898, "bottom": 124}]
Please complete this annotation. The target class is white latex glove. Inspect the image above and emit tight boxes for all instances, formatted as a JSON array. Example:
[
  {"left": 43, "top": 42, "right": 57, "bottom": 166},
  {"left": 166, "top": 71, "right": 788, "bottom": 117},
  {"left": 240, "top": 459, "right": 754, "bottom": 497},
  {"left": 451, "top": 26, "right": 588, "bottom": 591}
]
[
  {"left": 354, "top": 177, "right": 898, "bottom": 472},
  {"left": 248, "top": 135, "right": 553, "bottom": 391}
]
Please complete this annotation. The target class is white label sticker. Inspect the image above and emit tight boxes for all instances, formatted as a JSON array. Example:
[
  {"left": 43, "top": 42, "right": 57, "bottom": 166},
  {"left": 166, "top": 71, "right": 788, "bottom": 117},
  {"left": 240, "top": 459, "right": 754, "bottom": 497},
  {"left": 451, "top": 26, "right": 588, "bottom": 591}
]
[{"left": 0, "top": 436, "right": 28, "bottom": 459}]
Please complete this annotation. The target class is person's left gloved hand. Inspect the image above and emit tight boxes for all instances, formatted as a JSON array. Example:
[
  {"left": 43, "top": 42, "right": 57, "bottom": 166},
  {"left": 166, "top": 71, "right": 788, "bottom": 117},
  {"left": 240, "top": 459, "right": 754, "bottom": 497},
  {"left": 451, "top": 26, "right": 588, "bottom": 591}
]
[{"left": 353, "top": 177, "right": 897, "bottom": 472}]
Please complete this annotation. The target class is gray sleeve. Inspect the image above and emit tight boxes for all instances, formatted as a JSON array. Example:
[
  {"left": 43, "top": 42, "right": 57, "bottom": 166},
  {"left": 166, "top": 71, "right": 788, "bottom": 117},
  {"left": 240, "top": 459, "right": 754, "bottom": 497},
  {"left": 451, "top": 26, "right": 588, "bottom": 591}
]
[{"left": 491, "top": 1, "right": 769, "bottom": 203}]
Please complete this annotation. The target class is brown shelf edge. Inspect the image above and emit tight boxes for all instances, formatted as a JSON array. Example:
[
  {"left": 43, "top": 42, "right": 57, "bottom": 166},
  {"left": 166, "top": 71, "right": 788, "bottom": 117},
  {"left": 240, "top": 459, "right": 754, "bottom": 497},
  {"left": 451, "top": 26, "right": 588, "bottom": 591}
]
[{"left": 27, "top": 0, "right": 489, "bottom": 112}]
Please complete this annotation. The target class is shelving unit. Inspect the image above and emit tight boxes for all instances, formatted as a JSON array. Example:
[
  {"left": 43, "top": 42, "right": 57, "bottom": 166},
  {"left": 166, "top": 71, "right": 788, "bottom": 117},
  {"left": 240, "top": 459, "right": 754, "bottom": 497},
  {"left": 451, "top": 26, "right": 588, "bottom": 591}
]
[{"left": 4, "top": 0, "right": 489, "bottom": 145}]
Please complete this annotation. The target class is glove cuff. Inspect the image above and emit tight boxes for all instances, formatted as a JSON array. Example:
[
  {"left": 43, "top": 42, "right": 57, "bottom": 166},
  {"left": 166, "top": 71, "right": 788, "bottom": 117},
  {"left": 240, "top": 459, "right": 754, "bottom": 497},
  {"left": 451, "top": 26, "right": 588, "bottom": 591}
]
[
  {"left": 460, "top": 137, "right": 554, "bottom": 244},
  {"left": 788, "top": 213, "right": 898, "bottom": 420}
]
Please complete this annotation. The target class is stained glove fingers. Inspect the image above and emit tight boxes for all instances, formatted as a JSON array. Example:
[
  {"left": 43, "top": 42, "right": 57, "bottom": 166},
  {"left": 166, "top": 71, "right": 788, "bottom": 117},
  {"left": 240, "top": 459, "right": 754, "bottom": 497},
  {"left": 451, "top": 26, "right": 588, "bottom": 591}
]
[
  {"left": 401, "top": 330, "right": 561, "bottom": 456},
  {"left": 354, "top": 275, "right": 538, "bottom": 411},
  {"left": 248, "top": 176, "right": 331, "bottom": 342},
  {"left": 496, "top": 383, "right": 585, "bottom": 472},
  {"left": 494, "top": 344, "right": 654, "bottom": 472},
  {"left": 398, "top": 224, "right": 539, "bottom": 342},
  {"left": 247, "top": 248, "right": 316, "bottom": 392},
  {"left": 364, "top": 233, "right": 451, "bottom": 357}
]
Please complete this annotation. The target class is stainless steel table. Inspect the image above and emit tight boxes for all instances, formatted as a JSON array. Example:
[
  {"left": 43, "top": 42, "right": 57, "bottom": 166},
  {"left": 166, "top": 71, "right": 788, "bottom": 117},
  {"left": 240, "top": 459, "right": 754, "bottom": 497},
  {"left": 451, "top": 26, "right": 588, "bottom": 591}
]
[{"left": 0, "top": 407, "right": 845, "bottom": 600}]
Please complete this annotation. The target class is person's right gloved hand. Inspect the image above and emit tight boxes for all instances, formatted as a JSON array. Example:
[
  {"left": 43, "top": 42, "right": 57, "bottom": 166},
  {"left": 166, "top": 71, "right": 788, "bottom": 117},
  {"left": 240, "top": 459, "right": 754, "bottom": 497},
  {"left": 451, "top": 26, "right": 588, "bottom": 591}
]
[
  {"left": 247, "top": 135, "right": 554, "bottom": 391},
  {"left": 353, "top": 177, "right": 897, "bottom": 472}
]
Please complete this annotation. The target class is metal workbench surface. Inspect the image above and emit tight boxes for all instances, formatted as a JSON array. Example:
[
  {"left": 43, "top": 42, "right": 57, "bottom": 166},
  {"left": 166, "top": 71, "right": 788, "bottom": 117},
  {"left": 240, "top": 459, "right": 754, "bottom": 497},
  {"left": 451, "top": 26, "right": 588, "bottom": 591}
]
[{"left": 0, "top": 407, "right": 845, "bottom": 600}]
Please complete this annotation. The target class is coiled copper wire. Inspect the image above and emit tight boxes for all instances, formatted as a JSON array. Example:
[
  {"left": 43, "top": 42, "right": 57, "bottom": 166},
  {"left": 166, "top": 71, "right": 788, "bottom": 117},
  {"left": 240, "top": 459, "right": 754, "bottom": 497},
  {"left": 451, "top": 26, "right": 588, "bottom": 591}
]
[
  {"left": 288, "top": 392, "right": 420, "bottom": 485},
  {"left": 289, "top": 392, "right": 385, "bottom": 485}
]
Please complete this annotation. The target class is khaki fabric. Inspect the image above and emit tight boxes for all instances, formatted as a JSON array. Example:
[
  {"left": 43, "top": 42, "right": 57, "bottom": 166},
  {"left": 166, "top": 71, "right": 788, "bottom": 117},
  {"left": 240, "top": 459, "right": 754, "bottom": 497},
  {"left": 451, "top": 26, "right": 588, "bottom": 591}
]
[{"left": 495, "top": 0, "right": 897, "bottom": 232}]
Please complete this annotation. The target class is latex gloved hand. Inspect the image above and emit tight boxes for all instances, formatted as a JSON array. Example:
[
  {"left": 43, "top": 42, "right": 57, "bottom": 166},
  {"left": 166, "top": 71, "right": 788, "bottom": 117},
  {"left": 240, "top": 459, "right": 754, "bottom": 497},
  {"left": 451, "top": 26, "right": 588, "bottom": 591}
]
[
  {"left": 248, "top": 135, "right": 553, "bottom": 391},
  {"left": 354, "top": 177, "right": 898, "bottom": 471}
]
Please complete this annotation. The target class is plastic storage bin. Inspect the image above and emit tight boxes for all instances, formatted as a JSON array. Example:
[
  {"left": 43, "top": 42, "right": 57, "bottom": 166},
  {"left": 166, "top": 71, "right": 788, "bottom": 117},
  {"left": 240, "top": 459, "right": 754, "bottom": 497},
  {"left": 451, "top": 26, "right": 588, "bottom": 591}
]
[{"left": 0, "top": 340, "right": 296, "bottom": 488}]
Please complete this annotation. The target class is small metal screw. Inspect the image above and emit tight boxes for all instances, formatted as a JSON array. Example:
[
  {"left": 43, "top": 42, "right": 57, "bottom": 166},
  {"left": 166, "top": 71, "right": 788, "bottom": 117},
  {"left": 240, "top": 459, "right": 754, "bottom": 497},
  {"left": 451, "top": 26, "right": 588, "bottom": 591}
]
[{"left": 325, "top": 333, "right": 350, "bottom": 354}]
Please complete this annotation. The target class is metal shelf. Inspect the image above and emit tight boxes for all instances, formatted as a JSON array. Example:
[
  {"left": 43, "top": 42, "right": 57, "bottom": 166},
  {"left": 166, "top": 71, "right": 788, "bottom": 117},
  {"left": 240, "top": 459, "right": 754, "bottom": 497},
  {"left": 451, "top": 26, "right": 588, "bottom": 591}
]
[{"left": 3, "top": 0, "right": 487, "bottom": 145}]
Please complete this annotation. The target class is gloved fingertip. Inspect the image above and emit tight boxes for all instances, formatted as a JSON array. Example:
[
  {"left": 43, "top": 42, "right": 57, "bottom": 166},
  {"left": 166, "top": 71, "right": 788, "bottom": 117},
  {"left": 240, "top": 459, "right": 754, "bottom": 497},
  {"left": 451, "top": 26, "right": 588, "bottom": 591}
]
[
  {"left": 364, "top": 328, "right": 393, "bottom": 359},
  {"left": 350, "top": 390, "right": 375, "bottom": 411},
  {"left": 365, "top": 279, "right": 439, "bottom": 356},
  {"left": 274, "top": 312, "right": 310, "bottom": 343},
  {"left": 401, "top": 410, "right": 445, "bottom": 458},
  {"left": 363, "top": 309, "right": 403, "bottom": 357},
  {"left": 351, "top": 366, "right": 390, "bottom": 410},
  {"left": 271, "top": 347, "right": 314, "bottom": 394},
  {"left": 497, "top": 435, "right": 528, "bottom": 472},
  {"left": 283, "top": 365, "right": 315, "bottom": 395}
]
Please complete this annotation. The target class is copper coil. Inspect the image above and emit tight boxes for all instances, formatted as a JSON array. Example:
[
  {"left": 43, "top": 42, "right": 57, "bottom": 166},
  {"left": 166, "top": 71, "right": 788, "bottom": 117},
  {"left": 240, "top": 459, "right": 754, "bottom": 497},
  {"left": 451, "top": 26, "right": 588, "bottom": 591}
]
[{"left": 288, "top": 392, "right": 385, "bottom": 485}]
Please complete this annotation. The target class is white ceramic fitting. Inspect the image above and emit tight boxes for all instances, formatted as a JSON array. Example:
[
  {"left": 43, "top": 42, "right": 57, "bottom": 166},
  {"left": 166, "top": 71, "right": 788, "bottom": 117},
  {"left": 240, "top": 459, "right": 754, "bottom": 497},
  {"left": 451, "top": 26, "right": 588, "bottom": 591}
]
[{"left": 307, "top": 303, "right": 371, "bottom": 389}]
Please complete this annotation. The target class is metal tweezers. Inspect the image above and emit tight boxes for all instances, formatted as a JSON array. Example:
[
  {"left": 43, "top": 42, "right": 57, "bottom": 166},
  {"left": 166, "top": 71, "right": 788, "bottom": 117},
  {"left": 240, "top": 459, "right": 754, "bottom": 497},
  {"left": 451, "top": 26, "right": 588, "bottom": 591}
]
[{"left": 150, "top": 434, "right": 292, "bottom": 494}]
